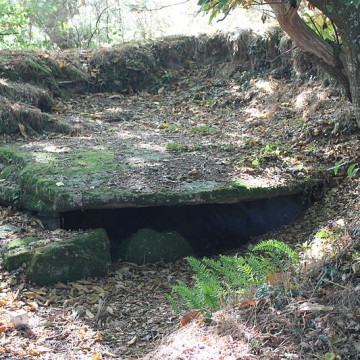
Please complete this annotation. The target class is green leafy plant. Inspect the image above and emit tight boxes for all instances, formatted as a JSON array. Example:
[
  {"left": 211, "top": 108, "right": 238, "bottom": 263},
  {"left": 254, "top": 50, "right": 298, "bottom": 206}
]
[
  {"left": 161, "top": 70, "right": 176, "bottom": 82},
  {"left": 168, "top": 240, "right": 298, "bottom": 314},
  {"left": 164, "top": 142, "right": 190, "bottom": 151},
  {"left": 332, "top": 159, "right": 345, "bottom": 175},
  {"left": 331, "top": 160, "right": 358, "bottom": 177},
  {"left": 191, "top": 125, "right": 216, "bottom": 134},
  {"left": 347, "top": 163, "right": 358, "bottom": 177}
]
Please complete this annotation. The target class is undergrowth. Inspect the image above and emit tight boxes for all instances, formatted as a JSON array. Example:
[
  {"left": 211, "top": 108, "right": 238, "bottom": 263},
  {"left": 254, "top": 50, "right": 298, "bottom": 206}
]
[{"left": 167, "top": 239, "right": 299, "bottom": 315}]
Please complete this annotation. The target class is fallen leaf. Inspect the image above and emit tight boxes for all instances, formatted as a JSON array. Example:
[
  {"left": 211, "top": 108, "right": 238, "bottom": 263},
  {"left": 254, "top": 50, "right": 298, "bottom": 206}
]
[
  {"left": 28, "top": 346, "right": 52, "bottom": 356},
  {"left": 299, "top": 302, "right": 334, "bottom": 312},
  {"left": 56, "top": 60, "right": 64, "bottom": 68},
  {"left": 95, "top": 329, "right": 102, "bottom": 341},
  {"left": 106, "top": 306, "right": 115, "bottom": 316},
  {"left": 267, "top": 271, "right": 290, "bottom": 286},
  {"left": 352, "top": 262, "right": 360, "bottom": 274},
  {"left": 86, "top": 309, "right": 95, "bottom": 319},
  {"left": 34, "top": 218, "right": 45, "bottom": 229},
  {"left": 239, "top": 298, "right": 256, "bottom": 309},
  {"left": 91, "top": 352, "right": 102, "bottom": 360},
  {"left": 92, "top": 285, "right": 106, "bottom": 294},
  {"left": 127, "top": 336, "right": 137, "bottom": 345},
  {"left": 179, "top": 310, "right": 201, "bottom": 327}
]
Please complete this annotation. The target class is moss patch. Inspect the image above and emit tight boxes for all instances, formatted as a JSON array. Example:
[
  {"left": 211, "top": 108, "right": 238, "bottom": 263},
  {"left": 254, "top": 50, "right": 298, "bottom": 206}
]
[
  {"left": 0, "top": 144, "right": 308, "bottom": 213},
  {"left": 2, "top": 236, "right": 40, "bottom": 270},
  {"left": 1, "top": 229, "right": 111, "bottom": 285},
  {"left": 116, "top": 228, "right": 194, "bottom": 265}
]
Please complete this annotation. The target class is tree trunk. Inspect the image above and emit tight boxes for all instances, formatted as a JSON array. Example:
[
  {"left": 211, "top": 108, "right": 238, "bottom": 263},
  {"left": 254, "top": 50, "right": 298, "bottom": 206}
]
[
  {"left": 310, "top": 0, "right": 360, "bottom": 127},
  {"left": 266, "top": 0, "right": 360, "bottom": 127}
]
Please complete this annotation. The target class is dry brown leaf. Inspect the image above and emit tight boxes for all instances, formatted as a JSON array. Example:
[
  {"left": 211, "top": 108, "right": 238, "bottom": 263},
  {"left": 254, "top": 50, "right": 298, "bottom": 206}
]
[
  {"left": 91, "top": 352, "right": 102, "bottom": 360},
  {"left": 299, "top": 302, "right": 334, "bottom": 312},
  {"left": 267, "top": 271, "right": 291, "bottom": 286},
  {"left": 127, "top": 336, "right": 137, "bottom": 345},
  {"left": 95, "top": 329, "right": 102, "bottom": 341},
  {"left": 239, "top": 298, "right": 256, "bottom": 309},
  {"left": 33, "top": 218, "right": 45, "bottom": 229},
  {"left": 56, "top": 60, "right": 64, "bottom": 69},
  {"left": 28, "top": 346, "right": 52, "bottom": 356},
  {"left": 179, "top": 310, "right": 201, "bottom": 327},
  {"left": 92, "top": 285, "right": 106, "bottom": 294}
]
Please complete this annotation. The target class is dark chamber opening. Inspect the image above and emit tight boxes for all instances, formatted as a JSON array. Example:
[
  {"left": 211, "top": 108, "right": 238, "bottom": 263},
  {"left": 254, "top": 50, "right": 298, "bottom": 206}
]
[{"left": 61, "top": 193, "right": 307, "bottom": 258}]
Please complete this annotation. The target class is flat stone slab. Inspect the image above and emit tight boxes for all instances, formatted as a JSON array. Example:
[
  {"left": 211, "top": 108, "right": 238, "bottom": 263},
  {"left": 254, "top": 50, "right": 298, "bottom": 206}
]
[{"left": 0, "top": 141, "right": 308, "bottom": 214}]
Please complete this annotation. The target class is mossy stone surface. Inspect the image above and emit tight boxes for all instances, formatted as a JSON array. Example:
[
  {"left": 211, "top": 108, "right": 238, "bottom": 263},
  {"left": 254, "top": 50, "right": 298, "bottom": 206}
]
[
  {"left": 116, "top": 228, "right": 195, "bottom": 265},
  {"left": 2, "top": 236, "right": 39, "bottom": 270},
  {"left": 26, "top": 229, "right": 111, "bottom": 285},
  {"left": 2, "top": 229, "right": 111, "bottom": 285},
  {"left": 0, "top": 144, "right": 308, "bottom": 213}
]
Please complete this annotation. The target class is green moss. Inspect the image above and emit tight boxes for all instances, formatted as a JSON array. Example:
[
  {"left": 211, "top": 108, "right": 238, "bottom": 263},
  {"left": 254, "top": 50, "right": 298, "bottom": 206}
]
[
  {"left": 117, "top": 228, "right": 194, "bottom": 264},
  {"left": 0, "top": 145, "right": 306, "bottom": 213},
  {"left": 2, "top": 236, "right": 39, "bottom": 270},
  {"left": 11, "top": 148, "right": 118, "bottom": 211},
  {"left": 26, "top": 229, "right": 111, "bottom": 285},
  {"left": 0, "top": 164, "right": 17, "bottom": 179},
  {"left": 0, "top": 146, "right": 29, "bottom": 164}
]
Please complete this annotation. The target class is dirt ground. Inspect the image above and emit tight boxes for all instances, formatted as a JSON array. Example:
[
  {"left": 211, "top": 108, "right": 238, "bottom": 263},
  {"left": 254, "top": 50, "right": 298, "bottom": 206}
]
[{"left": 0, "top": 69, "right": 359, "bottom": 359}]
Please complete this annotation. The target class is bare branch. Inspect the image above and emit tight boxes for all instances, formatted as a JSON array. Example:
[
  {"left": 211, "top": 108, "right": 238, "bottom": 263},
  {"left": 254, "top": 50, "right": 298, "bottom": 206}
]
[
  {"left": 130, "top": 0, "right": 191, "bottom": 13},
  {"left": 87, "top": 5, "right": 111, "bottom": 48}
]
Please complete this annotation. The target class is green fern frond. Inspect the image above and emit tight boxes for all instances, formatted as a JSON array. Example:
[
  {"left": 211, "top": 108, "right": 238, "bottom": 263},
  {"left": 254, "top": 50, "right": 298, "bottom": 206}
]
[
  {"left": 195, "top": 281, "right": 222, "bottom": 310},
  {"left": 246, "top": 254, "right": 270, "bottom": 282},
  {"left": 186, "top": 256, "right": 223, "bottom": 290},
  {"left": 172, "top": 281, "right": 204, "bottom": 310},
  {"left": 252, "top": 239, "right": 299, "bottom": 264},
  {"left": 169, "top": 240, "right": 298, "bottom": 314}
]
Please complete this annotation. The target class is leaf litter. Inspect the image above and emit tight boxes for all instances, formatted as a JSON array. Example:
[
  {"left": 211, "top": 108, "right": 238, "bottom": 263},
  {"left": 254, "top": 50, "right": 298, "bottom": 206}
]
[{"left": 0, "top": 69, "right": 359, "bottom": 359}]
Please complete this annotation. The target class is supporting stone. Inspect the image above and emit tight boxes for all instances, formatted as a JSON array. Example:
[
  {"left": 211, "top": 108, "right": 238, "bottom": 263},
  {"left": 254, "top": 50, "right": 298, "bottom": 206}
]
[{"left": 36, "top": 212, "right": 61, "bottom": 230}]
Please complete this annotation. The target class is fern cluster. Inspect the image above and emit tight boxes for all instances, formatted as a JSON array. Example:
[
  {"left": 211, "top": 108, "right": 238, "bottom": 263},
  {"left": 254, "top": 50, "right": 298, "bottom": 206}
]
[{"left": 168, "top": 239, "right": 299, "bottom": 314}]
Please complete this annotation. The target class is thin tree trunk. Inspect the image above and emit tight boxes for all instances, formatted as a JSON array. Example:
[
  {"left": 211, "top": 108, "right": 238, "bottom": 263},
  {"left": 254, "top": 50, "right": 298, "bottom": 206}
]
[{"left": 266, "top": 1, "right": 350, "bottom": 97}]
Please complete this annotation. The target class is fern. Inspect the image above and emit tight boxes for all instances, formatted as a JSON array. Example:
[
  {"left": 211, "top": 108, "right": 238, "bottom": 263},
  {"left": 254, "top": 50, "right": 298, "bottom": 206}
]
[
  {"left": 195, "top": 281, "right": 222, "bottom": 310},
  {"left": 245, "top": 254, "right": 270, "bottom": 282},
  {"left": 252, "top": 239, "right": 299, "bottom": 264},
  {"left": 169, "top": 239, "right": 299, "bottom": 315},
  {"left": 186, "top": 257, "right": 223, "bottom": 293},
  {"left": 171, "top": 281, "right": 205, "bottom": 310}
]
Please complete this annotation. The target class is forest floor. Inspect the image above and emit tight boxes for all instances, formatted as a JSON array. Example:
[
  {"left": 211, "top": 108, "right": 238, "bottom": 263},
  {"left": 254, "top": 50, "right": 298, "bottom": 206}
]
[{"left": 0, "top": 70, "right": 359, "bottom": 359}]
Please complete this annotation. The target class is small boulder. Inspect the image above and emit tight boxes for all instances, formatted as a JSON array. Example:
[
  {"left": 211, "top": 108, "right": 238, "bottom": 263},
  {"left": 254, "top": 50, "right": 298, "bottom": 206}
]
[
  {"left": 1, "top": 229, "right": 111, "bottom": 285},
  {"left": 116, "top": 228, "right": 194, "bottom": 265},
  {"left": 2, "top": 236, "right": 39, "bottom": 270}
]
